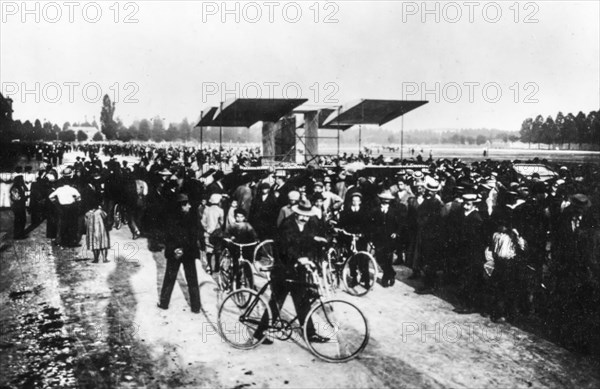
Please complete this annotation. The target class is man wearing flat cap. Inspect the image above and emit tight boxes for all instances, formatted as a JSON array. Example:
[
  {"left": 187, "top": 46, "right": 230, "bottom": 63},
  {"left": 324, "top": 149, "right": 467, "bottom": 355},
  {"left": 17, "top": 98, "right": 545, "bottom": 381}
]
[{"left": 158, "top": 193, "right": 201, "bottom": 313}]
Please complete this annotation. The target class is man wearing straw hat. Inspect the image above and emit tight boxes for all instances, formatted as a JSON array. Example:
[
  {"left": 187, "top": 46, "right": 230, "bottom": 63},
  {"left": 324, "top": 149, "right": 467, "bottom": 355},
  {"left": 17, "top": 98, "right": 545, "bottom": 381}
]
[
  {"left": 254, "top": 198, "right": 329, "bottom": 344},
  {"left": 371, "top": 190, "right": 402, "bottom": 287},
  {"left": 413, "top": 177, "right": 444, "bottom": 294}
]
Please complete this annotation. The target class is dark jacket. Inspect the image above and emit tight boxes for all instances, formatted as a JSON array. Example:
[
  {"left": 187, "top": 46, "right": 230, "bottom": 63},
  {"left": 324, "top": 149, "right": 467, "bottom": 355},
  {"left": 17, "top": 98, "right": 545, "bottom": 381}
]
[
  {"left": 164, "top": 209, "right": 199, "bottom": 260},
  {"left": 275, "top": 216, "right": 321, "bottom": 277}
]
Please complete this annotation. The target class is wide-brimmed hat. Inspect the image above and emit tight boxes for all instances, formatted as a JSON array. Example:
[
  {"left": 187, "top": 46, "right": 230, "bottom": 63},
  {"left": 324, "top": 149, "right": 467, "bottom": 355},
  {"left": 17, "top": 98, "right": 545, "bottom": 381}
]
[
  {"left": 480, "top": 178, "right": 497, "bottom": 190},
  {"left": 424, "top": 178, "right": 441, "bottom": 192},
  {"left": 377, "top": 190, "right": 394, "bottom": 202},
  {"left": 258, "top": 182, "right": 271, "bottom": 191},
  {"left": 287, "top": 190, "right": 300, "bottom": 201},
  {"left": 462, "top": 193, "right": 480, "bottom": 203},
  {"left": 158, "top": 168, "right": 172, "bottom": 176},
  {"left": 61, "top": 167, "right": 74, "bottom": 177},
  {"left": 314, "top": 181, "right": 324, "bottom": 188},
  {"left": 292, "top": 199, "right": 316, "bottom": 217},
  {"left": 571, "top": 194, "right": 591, "bottom": 208}
]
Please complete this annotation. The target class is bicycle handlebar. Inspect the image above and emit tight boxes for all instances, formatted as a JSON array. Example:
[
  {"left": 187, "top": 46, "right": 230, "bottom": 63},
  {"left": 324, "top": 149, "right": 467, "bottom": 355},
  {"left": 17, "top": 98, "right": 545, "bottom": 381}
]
[
  {"left": 334, "top": 228, "right": 363, "bottom": 238},
  {"left": 222, "top": 238, "right": 259, "bottom": 248}
]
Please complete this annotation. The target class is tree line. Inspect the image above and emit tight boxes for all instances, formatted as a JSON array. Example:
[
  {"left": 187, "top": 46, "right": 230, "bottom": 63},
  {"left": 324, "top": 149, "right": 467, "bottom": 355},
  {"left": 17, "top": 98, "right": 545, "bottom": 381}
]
[{"left": 519, "top": 110, "right": 600, "bottom": 149}]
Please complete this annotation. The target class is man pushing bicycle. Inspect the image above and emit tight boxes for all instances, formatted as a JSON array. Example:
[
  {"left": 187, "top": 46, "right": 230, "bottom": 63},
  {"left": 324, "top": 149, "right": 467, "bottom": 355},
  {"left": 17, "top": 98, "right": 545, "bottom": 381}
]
[{"left": 254, "top": 198, "right": 330, "bottom": 344}]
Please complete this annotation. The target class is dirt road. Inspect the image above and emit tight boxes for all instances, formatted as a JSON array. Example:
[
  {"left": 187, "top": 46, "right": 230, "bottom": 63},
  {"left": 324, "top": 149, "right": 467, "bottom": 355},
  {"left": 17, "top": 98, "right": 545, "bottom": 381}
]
[{"left": 1, "top": 216, "right": 599, "bottom": 388}]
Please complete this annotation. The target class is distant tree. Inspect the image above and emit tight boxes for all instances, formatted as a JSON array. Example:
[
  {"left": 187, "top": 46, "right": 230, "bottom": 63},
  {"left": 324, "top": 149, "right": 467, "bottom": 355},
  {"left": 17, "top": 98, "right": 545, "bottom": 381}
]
[
  {"left": 590, "top": 111, "right": 600, "bottom": 149},
  {"left": 164, "top": 123, "right": 179, "bottom": 142},
  {"left": 555, "top": 112, "right": 565, "bottom": 145},
  {"left": 563, "top": 113, "right": 577, "bottom": 149},
  {"left": 179, "top": 118, "right": 192, "bottom": 141},
  {"left": 531, "top": 115, "right": 544, "bottom": 146},
  {"left": 541, "top": 116, "right": 558, "bottom": 147},
  {"left": 520, "top": 118, "right": 533, "bottom": 146},
  {"left": 575, "top": 111, "right": 587, "bottom": 147},
  {"left": 475, "top": 135, "right": 487, "bottom": 145},
  {"left": 42, "top": 121, "right": 53, "bottom": 141},
  {"left": 76, "top": 130, "right": 88, "bottom": 142},
  {"left": 32, "top": 119, "right": 43, "bottom": 141},
  {"left": 59, "top": 129, "right": 76, "bottom": 142},
  {"left": 137, "top": 119, "right": 151, "bottom": 141},
  {"left": 92, "top": 131, "right": 104, "bottom": 141},
  {"left": 118, "top": 125, "right": 137, "bottom": 142},
  {"left": 151, "top": 117, "right": 165, "bottom": 142},
  {"left": 100, "top": 94, "right": 117, "bottom": 140},
  {"left": 584, "top": 111, "right": 597, "bottom": 144},
  {"left": 62, "top": 122, "right": 71, "bottom": 132}
]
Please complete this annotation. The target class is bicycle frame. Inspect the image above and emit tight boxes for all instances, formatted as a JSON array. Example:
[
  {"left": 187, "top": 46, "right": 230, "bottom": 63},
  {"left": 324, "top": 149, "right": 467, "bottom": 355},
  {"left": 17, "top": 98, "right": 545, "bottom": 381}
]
[
  {"left": 238, "top": 267, "right": 328, "bottom": 333},
  {"left": 222, "top": 238, "right": 258, "bottom": 288}
]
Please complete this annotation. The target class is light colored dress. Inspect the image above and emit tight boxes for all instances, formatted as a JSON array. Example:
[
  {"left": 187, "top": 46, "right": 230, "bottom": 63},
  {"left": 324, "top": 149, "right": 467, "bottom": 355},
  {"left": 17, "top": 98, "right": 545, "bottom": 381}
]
[{"left": 85, "top": 208, "right": 110, "bottom": 250}]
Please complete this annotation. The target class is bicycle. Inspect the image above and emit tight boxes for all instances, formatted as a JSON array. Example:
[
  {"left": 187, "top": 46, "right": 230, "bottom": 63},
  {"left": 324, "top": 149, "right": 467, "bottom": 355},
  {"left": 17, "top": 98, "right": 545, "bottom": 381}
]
[
  {"left": 217, "top": 238, "right": 259, "bottom": 296},
  {"left": 331, "top": 228, "right": 379, "bottom": 296},
  {"left": 217, "top": 253, "right": 370, "bottom": 363},
  {"left": 253, "top": 239, "right": 276, "bottom": 279},
  {"left": 113, "top": 203, "right": 128, "bottom": 230}
]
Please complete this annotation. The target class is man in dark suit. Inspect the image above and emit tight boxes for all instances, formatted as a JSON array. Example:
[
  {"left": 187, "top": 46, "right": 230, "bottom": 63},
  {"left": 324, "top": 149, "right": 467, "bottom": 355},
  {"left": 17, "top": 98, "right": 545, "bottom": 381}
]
[
  {"left": 338, "top": 192, "right": 370, "bottom": 287},
  {"left": 454, "top": 193, "right": 486, "bottom": 313},
  {"left": 157, "top": 194, "right": 201, "bottom": 313},
  {"left": 254, "top": 199, "right": 328, "bottom": 344},
  {"left": 371, "top": 190, "right": 402, "bottom": 287},
  {"left": 249, "top": 182, "right": 278, "bottom": 240}
]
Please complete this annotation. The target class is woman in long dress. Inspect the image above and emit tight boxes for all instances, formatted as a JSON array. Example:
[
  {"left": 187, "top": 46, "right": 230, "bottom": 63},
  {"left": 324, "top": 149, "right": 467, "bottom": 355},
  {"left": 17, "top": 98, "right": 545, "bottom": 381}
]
[{"left": 85, "top": 204, "right": 110, "bottom": 263}]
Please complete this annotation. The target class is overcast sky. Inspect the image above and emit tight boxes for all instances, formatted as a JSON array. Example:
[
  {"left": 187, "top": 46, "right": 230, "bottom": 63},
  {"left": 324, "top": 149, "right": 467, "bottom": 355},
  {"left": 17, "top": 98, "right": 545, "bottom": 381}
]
[{"left": 1, "top": 0, "right": 598, "bottom": 132}]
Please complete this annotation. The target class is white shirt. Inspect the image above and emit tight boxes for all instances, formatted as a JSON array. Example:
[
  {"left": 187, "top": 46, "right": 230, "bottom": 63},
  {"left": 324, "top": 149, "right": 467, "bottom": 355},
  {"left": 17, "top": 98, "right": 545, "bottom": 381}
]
[{"left": 49, "top": 185, "right": 81, "bottom": 205}]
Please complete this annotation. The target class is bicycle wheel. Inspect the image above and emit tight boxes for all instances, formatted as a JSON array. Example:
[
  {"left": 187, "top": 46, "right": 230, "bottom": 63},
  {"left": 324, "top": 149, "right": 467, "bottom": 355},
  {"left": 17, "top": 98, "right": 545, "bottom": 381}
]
[
  {"left": 237, "top": 261, "right": 255, "bottom": 290},
  {"left": 218, "top": 288, "right": 271, "bottom": 349},
  {"left": 304, "top": 299, "right": 369, "bottom": 363},
  {"left": 342, "top": 252, "right": 378, "bottom": 296},
  {"left": 113, "top": 204, "right": 122, "bottom": 230},
  {"left": 217, "top": 248, "right": 233, "bottom": 293},
  {"left": 253, "top": 239, "right": 275, "bottom": 278},
  {"left": 326, "top": 247, "right": 342, "bottom": 291},
  {"left": 320, "top": 261, "right": 335, "bottom": 300}
]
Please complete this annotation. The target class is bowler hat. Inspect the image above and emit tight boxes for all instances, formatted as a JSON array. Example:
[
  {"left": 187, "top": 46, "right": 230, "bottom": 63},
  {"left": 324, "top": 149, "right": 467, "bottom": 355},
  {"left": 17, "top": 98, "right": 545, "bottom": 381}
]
[{"left": 177, "top": 193, "right": 189, "bottom": 203}]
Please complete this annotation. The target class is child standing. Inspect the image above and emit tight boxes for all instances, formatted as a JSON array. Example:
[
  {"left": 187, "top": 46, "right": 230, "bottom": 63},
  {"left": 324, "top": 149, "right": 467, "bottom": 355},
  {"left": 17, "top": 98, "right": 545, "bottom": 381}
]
[{"left": 85, "top": 204, "right": 111, "bottom": 263}]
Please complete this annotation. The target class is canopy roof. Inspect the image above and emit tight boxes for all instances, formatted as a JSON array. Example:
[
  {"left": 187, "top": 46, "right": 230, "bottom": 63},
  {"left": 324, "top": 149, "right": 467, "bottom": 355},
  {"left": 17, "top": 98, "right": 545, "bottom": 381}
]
[
  {"left": 322, "top": 99, "right": 428, "bottom": 129},
  {"left": 196, "top": 98, "right": 307, "bottom": 128},
  {"left": 294, "top": 107, "right": 352, "bottom": 130}
]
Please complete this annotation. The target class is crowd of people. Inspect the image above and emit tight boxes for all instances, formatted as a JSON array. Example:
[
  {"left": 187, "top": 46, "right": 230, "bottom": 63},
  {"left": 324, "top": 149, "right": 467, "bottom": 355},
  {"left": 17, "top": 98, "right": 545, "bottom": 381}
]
[{"left": 6, "top": 142, "right": 600, "bottom": 355}]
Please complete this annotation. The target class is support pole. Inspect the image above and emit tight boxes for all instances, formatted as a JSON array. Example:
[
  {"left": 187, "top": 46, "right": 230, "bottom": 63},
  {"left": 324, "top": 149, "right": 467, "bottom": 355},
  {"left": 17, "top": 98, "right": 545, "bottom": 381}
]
[
  {"left": 304, "top": 111, "right": 318, "bottom": 166},
  {"left": 358, "top": 124, "right": 362, "bottom": 154},
  {"left": 400, "top": 114, "right": 404, "bottom": 160},
  {"left": 199, "top": 111, "right": 204, "bottom": 174}
]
